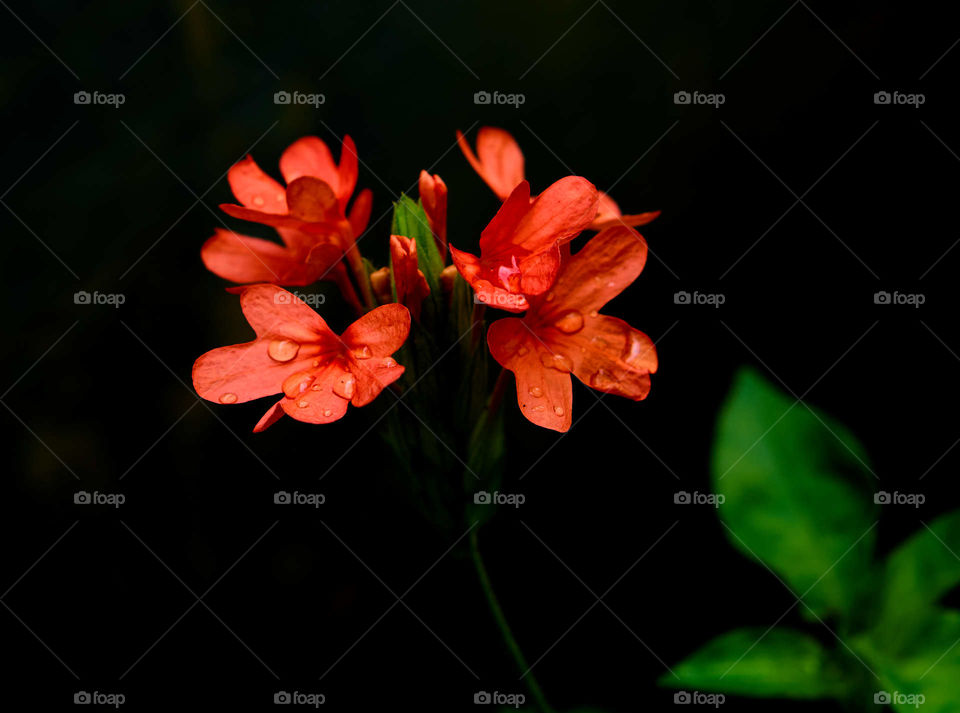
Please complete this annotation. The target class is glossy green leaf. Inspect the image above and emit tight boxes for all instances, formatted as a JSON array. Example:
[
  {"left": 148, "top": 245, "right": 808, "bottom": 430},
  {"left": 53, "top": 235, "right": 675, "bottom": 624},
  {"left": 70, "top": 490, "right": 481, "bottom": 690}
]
[
  {"left": 711, "top": 368, "right": 878, "bottom": 619},
  {"left": 660, "top": 628, "right": 848, "bottom": 698}
]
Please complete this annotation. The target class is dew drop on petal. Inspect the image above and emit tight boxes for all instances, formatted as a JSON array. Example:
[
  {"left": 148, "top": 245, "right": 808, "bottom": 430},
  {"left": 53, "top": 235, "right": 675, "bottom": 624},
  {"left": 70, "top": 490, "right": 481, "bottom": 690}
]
[
  {"left": 589, "top": 310, "right": 599, "bottom": 318},
  {"left": 311, "top": 384, "right": 323, "bottom": 391},
  {"left": 590, "top": 369, "right": 619, "bottom": 390},
  {"left": 352, "top": 345, "right": 372, "bottom": 359},
  {"left": 554, "top": 310, "right": 584, "bottom": 334},
  {"left": 268, "top": 338, "right": 300, "bottom": 362},
  {"left": 517, "top": 346, "right": 529, "bottom": 356},
  {"left": 333, "top": 374, "right": 356, "bottom": 399},
  {"left": 383, "top": 357, "right": 398, "bottom": 368},
  {"left": 219, "top": 392, "right": 238, "bottom": 404},
  {"left": 322, "top": 408, "right": 333, "bottom": 417},
  {"left": 531, "top": 405, "right": 546, "bottom": 413},
  {"left": 554, "top": 406, "right": 565, "bottom": 416},
  {"left": 528, "top": 386, "right": 544, "bottom": 398},
  {"left": 297, "top": 399, "right": 310, "bottom": 409},
  {"left": 539, "top": 352, "right": 572, "bottom": 373},
  {"left": 253, "top": 195, "right": 265, "bottom": 207},
  {"left": 312, "top": 359, "right": 321, "bottom": 368},
  {"left": 622, "top": 330, "right": 652, "bottom": 369}
]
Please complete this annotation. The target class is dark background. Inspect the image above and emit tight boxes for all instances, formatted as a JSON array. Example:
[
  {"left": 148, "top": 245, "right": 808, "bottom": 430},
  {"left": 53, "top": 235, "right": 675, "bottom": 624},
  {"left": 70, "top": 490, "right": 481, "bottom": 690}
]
[{"left": 2, "top": 0, "right": 959, "bottom": 710}]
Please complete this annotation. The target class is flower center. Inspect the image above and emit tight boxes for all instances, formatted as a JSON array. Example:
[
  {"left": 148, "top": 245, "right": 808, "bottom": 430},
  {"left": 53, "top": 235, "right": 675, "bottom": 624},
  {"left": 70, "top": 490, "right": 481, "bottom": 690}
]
[{"left": 497, "top": 255, "right": 522, "bottom": 291}]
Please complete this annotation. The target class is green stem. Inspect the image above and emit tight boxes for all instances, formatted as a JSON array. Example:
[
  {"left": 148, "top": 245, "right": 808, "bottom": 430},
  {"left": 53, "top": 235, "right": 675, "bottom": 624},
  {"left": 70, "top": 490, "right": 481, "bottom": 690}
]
[{"left": 470, "top": 528, "right": 554, "bottom": 713}]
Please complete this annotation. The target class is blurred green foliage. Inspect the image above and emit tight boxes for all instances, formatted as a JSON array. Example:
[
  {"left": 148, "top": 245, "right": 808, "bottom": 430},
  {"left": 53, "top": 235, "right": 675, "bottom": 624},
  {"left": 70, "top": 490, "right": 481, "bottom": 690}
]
[{"left": 661, "top": 368, "right": 960, "bottom": 713}]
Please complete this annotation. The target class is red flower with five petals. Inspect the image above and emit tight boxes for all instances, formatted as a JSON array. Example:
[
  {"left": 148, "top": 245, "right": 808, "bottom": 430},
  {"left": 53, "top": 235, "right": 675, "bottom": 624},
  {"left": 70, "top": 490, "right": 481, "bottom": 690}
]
[
  {"left": 449, "top": 178, "right": 599, "bottom": 312},
  {"left": 193, "top": 284, "right": 410, "bottom": 431},
  {"left": 486, "top": 225, "right": 657, "bottom": 432}
]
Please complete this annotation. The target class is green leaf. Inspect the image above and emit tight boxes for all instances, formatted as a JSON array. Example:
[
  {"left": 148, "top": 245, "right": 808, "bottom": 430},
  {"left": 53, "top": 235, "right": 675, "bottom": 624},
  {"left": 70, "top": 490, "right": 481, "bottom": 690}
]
[
  {"left": 391, "top": 194, "right": 444, "bottom": 296},
  {"left": 859, "top": 609, "right": 960, "bottom": 713},
  {"left": 661, "top": 628, "right": 848, "bottom": 699},
  {"left": 711, "top": 368, "right": 878, "bottom": 620}
]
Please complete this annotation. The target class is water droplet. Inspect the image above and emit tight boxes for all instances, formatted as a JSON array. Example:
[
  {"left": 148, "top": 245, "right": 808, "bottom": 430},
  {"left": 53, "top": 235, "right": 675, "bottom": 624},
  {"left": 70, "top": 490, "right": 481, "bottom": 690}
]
[
  {"left": 383, "top": 357, "right": 398, "bottom": 368},
  {"left": 297, "top": 399, "right": 310, "bottom": 409},
  {"left": 352, "top": 345, "right": 372, "bottom": 359},
  {"left": 322, "top": 408, "right": 333, "bottom": 417},
  {"left": 312, "top": 359, "right": 321, "bottom": 368},
  {"left": 589, "top": 310, "right": 599, "bottom": 318},
  {"left": 268, "top": 338, "right": 300, "bottom": 362},
  {"left": 554, "top": 310, "right": 584, "bottom": 334},
  {"left": 530, "top": 405, "right": 546, "bottom": 413},
  {"left": 282, "top": 371, "right": 315, "bottom": 397},
  {"left": 554, "top": 406, "right": 565, "bottom": 416},
  {"left": 539, "top": 352, "right": 572, "bottom": 373},
  {"left": 517, "top": 346, "right": 529, "bottom": 356},
  {"left": 333, "top": 374, "right": 356, "bottom": 399},
  {"left": 622, "top": 331, "right": 652, "bottom": 369},
  {"left": 311, "top": 384, "right": 323, "bottom": 391},
  {"left": 219, "top": 392, "right": 238, "bottom": 404},
  {"left": 590, "top": 369, "right": 619, "bottom": 390},
  {"left": 528, "top": 386, "right": 544, "bottom": 398},
  {"left": 253, "top": 195, "right": 265, "bottom": 206}
]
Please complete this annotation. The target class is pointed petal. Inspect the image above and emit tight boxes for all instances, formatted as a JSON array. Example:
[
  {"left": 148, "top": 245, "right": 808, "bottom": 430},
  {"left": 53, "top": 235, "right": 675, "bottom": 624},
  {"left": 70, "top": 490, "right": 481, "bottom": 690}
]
[
  {"left": 193, "top": 340, "right": 303, "bottom": 405},
  {"left": 340, "top": 303, "right": 411, "bottom": 357},
  {"left": 566, "top": 315, "right": 657, "bottom": 400},
  {"left": 478, "top": 180, "right": 533, "bottom": 256},
  {"left": 487, "top": 317, "right": 572, "bottom": 432},
  {"left": 348, "top": 188, "right": 373, "bottom": 238},
  {"left": 590, "top": 211, "right": 661, "bottom": 231},
  {"left": 458, "top": 127, "right": 526, "bottom": 201},
  {"left": 535, "top": 225, "right": 648, "bottom": 315},
  {"left": 337, "top": 135, "right": 359, "bottom": 209},
  {"left": 227, "top": 156, "right": 288, "bottom": 213},
  {"left": 253, "top": 399, "right": 286, "bottom": 432},
  {"left": 390, "top": 235, "right": 430, "bottom": 319}
]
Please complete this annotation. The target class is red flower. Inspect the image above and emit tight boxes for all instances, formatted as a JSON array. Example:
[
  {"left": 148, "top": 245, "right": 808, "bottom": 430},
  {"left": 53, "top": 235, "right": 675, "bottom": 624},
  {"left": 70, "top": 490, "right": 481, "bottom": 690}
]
[
  {"left": 390, "top": 235, "right": 431, "bottom": 320},
  {"left": 449, "top": 178, "right": 599, "bottom": 312},
  {"left": 456, "top": 127, "right": 524, "bottom": 201},
  {"left": 201, "top": 228, "right": 343, "bottom": 287},
  {"left": 486, "top": 225, "right": 657, "bottom": 432},
  {"left": 193, "top": 284, "right": 410, "bottom": 431},
  {"left": 219, "top": 136, "right": 370, "bottom": 236},
  {"left": 418, "top": 170, "right": 448, "bottom": 258},
  {"left": 457, "top": 126, "right": 658, "bottom": 233}
]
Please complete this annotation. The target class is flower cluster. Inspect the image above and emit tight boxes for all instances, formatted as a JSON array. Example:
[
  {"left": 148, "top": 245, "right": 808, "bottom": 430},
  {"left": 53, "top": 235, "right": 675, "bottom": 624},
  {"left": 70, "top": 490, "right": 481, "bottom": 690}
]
[{"left": 193, "top": 127, "right": 658, "bottom": 432}]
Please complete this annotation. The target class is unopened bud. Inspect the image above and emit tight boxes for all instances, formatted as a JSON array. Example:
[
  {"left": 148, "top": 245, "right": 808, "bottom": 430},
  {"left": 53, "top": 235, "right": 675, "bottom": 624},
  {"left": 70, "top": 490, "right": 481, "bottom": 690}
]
[{"left": 370, "top": 267, "right": 392, "bottom": 304}]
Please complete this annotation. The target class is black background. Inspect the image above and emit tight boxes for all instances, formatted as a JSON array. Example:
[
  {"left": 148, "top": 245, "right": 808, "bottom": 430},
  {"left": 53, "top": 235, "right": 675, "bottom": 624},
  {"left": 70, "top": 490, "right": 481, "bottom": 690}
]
[{"left": 2, "top": 1, "right": 959, "bottom": 710}]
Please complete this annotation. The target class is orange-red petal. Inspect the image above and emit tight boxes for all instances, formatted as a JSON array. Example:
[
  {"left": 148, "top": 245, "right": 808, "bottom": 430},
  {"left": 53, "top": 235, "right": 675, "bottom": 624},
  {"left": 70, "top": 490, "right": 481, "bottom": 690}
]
[
  {"left": 390, "top": 235, "right": 430, "bottom": 320},
  {"left": 487, "top": 317, "right": 573, "bottom": 432},
  {"left": 201, "top": 229, "right": 315, "bottom": 286},
  {"left": 419, "top": 170, "right": 448, "bottom": 256},
  {"left": 457, "top": 127, "right": 525, "bottom": 201},
  {"left": 340, "top": 303, "right": 411, "bottom": 358},
  {"left": 227, "top": 156, "right": 287, "bottom": 213},
  {"left": 280, "top": 361, "right": 351, "bottom": 424},
  {"left": 564, "top": 315, "right": 657, "bottom": 400},
  {"left": 348, "top": 188, "right": 373, "bottom": 238}
]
